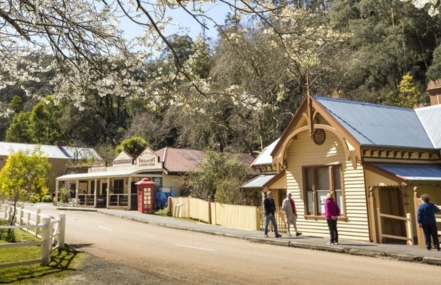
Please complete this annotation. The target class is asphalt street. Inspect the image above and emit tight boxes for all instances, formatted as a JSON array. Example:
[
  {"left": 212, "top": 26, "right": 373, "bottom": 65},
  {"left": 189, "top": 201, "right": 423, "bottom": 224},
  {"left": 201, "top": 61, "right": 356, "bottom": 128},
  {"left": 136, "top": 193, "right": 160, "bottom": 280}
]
[{"left": 27, "top": 202, "right": 439, "bottom": 267}]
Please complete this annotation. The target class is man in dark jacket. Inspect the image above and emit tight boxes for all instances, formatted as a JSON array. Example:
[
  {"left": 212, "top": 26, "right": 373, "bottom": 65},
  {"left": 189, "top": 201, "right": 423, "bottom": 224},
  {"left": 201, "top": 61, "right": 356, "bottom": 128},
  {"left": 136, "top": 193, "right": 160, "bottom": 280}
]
[
  {"left": 263, "top": 191, "right": 282, "bottom": 238},
  {"left": 417, "top": 194, "right": 440, "bottom": 251}
]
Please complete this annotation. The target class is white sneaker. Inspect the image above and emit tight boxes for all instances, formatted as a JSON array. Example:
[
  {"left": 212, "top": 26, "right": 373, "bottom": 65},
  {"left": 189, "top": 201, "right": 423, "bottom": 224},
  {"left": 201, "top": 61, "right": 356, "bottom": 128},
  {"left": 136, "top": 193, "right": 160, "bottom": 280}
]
[
  {"left": 287, "top": 233, "right": 292, "bottom": 236},
  {"left": 334, "top": 242, "right": 339, "bottom": 245},
  {"left": 327, "top": 242, "right": 334, "bottom": 245}
]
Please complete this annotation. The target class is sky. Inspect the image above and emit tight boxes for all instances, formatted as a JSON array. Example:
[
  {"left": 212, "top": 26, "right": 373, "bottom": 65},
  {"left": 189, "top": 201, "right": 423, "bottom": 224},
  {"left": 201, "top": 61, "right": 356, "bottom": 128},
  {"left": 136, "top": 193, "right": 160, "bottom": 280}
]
[{"left": 120, "top": 2, "right": 233, "bottom": 43}]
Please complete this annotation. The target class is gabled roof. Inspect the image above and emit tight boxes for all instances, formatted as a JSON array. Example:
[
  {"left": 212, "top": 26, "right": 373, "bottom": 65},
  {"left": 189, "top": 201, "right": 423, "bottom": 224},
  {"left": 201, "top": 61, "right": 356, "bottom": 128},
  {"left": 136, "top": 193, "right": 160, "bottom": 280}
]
[
  {"left": 251, "top": 138, "right": 279, "bottom": 167},
  {"left": 155, "top": 147, "right": 257, "bottom": 174},
  {"left": 315, "top": 96, "right": 434, "bottom": 149},
  {"left": 415, "top": 104, "right": 441, "bottom": 148}
]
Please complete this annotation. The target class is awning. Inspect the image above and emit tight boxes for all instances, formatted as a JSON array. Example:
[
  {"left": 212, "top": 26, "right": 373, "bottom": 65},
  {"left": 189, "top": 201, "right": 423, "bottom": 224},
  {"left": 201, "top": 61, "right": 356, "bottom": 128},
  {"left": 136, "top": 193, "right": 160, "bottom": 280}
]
[
  {"left": 367, "top": 163, "right": 441, "bottom": 182},
  {"left": 56, "top": 168, "right": 163, "bottom": 181},
  {"left": 241, "top": 175, "right": 275, "bottom": 188}
]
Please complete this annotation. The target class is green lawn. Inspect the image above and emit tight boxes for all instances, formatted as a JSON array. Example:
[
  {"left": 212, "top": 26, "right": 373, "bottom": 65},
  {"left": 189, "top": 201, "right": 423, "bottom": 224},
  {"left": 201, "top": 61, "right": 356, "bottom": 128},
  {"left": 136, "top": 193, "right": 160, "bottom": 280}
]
[{"left": 0, "top": 219, "right": 82, "bottom": 284}]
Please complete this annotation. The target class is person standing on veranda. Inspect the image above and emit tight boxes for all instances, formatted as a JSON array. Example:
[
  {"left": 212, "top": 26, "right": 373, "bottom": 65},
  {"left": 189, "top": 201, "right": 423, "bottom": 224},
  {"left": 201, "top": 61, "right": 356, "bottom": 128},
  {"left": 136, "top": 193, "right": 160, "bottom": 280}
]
[
  {"left": 263, "top": 191, "right": 282, "bottom": 238},
  {"left": 282, "top": 192, "right": 302, "bottom": 237},
  {"left": 417, "top": 194, "right": 440, "bottom": 251}
]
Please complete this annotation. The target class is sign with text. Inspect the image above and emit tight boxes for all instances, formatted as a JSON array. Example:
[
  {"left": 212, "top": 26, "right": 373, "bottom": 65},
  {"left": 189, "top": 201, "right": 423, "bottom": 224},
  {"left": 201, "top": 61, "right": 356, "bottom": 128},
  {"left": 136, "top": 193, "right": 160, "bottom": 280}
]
[{"left": 137, "top": 148, "right": 162, "bottom": 169}]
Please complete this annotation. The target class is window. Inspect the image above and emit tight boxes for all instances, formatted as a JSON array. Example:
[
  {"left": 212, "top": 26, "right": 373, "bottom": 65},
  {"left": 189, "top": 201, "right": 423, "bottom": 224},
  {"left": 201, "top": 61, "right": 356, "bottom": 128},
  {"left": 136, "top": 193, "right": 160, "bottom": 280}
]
[
  {"left": 113, "top": 179, "right": 124, "bottom": 194},
  {"left": 303, "top": 165, "right": 344, "bottom": 216}
]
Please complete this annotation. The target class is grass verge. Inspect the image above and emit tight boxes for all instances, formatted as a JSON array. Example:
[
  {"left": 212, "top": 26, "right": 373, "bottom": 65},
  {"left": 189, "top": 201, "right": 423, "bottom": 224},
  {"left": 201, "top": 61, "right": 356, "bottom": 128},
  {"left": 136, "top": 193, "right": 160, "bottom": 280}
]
[{"left": 0, "top": 220, "right": 83, "bottom": 284}]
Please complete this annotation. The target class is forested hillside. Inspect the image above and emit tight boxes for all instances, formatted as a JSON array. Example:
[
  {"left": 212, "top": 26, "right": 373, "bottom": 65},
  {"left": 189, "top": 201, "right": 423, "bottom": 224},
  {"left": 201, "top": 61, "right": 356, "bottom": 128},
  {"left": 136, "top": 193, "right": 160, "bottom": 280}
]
[{"left": 1, "top": 0, "right": 440, "bottom": 161}]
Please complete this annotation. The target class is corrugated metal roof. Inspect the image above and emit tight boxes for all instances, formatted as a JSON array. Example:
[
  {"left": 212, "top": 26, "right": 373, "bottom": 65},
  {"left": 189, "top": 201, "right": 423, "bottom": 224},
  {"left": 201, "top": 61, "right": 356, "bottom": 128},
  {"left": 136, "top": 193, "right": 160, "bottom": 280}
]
[
  {"left": 0, "top": 142, "right": 70, "bottom": 159},
  {"left": 370, "top": 163, "right": 441, "bottom": 181},
  {"left": 155, "top": 147, "right": 257, "bottom": 174},
  {"left": 415, "top": 104, "right": 441, "bottom": 148},
  {"left": 61, "top": 146, "right": 102, "bottom": 160},
  {"left": 315, "top": 96, "right": 434, "bottom": 149},
  {"left": 240, "top": 175, "right": 275, "bottom": 188},
  {"left": 251, "top": 138, "right": 280, "bottom": 166}
]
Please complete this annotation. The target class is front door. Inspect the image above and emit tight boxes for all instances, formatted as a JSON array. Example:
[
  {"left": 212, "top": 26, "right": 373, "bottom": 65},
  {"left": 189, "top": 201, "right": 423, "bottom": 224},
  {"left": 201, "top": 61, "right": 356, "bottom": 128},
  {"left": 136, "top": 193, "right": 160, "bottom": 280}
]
[{"left": 379, "top": 187, "right": 406, "bottom": 243}]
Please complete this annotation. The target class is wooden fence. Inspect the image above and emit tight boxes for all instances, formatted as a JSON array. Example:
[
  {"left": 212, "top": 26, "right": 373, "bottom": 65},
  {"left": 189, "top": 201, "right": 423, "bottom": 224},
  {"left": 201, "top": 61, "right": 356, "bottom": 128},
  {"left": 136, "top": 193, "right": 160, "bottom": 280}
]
[
  {"left": 169, "top": 197, "right": 263, "bottom": 231},
  {"left": 0, "top": 204, "right": 66, "bottom": 267}
]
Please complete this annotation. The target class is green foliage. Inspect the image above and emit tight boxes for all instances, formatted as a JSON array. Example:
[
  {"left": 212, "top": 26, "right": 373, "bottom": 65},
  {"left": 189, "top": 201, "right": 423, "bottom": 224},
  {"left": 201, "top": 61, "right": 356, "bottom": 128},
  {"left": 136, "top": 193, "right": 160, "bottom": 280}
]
[
  {"left": 115, "top": 136, "right": 148, "bottom": 158},
  {"left": 5, "top": 112, "right": 33, "bottom": 143},
  {"left": 8, "top": 95, "right": 24, "bottom": 114},
  {"left": 329, "top": 0, "right": 441, "bottom": 102},
  {"left": 186, "top": 151, "right": 249, "bottom": 204},
  {"left": 29, "top": 96, "right": 64, "bottom": 144},
  {"left": 427, "top": 45, "right": 441, "bottom": 81},
  {"left": 0, "top": 147, "right": 51, "bottom": 225},
  {"left": 41, "top": 195, "right": 53, "bottom": 203},
  {"left": 385, "top": 73, "right": 421, "bottom": 108},
  {"left": 58, "top": 187, "right": 69, "bottom": 203}
]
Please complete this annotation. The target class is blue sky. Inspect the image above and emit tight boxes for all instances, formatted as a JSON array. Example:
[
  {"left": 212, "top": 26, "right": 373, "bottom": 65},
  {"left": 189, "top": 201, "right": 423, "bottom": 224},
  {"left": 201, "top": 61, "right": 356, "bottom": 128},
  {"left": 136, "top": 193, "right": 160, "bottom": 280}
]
[{"left": 120, "top": 3, "right": 233, "bottom": 42}]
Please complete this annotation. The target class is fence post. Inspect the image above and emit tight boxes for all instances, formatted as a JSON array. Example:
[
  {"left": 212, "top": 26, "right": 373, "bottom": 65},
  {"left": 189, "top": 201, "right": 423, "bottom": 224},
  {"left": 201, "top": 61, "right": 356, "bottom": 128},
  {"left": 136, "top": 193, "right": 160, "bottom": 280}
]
[
  {"left": 59, "top": 212, "right": 66, "bottom": 249},
  {"left": 377, "top": 208, "right": 383, "bottom": 243},
  {"left": 36, "top": 208, "right": 41, "bottom": 236},
  {"left": 19, "top": 206, "right": 24, "bottom": 226},
  {"left": 406, "top": 213, "right": 414, "bottom": 245},
  {"left": 40, "top": 216, "right": 50, "bottom": 266}
]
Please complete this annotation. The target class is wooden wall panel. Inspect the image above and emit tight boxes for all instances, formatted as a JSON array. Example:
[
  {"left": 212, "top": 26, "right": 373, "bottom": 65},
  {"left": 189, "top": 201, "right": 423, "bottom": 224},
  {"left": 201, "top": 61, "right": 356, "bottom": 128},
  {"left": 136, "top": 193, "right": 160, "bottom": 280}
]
[{"left": 284, "top": 130, "right": 370, "bottom": 241}]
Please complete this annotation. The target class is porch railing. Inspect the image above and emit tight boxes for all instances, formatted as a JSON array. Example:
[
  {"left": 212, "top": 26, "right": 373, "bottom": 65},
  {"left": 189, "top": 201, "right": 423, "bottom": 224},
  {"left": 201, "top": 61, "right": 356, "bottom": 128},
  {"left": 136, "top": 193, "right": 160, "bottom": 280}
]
[{"left": 376, "top": 208, "right": 413, "bottom": 245}]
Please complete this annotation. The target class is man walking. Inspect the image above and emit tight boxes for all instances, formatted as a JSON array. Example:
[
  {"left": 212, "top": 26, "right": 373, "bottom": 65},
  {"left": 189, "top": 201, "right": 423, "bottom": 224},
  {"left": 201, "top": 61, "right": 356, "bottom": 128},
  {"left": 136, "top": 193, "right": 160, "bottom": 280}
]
[
  {"left": 282, "top": 192, "right": 302, "bottom": 237},
  {"left": 264, "top": 191, "right": 282, "bottom": 238}
]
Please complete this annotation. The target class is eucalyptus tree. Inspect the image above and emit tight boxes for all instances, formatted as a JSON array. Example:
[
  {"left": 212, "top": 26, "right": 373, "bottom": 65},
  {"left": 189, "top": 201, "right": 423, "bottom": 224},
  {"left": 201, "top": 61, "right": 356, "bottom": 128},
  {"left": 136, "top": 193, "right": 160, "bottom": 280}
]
[{"left": 329, "top": 0, "right": 441, "bottom": 103}]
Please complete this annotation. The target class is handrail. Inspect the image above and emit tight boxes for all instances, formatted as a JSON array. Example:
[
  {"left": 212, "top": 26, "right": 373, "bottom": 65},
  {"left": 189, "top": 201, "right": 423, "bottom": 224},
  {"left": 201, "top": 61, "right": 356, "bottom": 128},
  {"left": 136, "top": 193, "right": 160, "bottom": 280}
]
[{"left": 377, "top": 208, "right": 413, "bottom": 245}]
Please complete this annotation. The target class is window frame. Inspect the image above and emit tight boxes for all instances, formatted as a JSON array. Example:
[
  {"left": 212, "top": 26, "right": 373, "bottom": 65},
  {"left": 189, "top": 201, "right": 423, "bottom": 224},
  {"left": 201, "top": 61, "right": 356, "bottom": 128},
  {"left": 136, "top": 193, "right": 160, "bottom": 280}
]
[
  {"left": 302, "top": 164, "right": 345, "bottom": 219},
  {"left": 113, "top": 179, "right": 124, "bottom": 194}
]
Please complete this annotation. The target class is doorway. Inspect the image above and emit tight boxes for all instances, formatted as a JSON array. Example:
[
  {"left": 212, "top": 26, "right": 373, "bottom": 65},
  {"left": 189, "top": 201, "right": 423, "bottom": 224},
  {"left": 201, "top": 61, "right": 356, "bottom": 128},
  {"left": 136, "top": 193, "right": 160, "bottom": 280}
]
[{"left": 379, "top": 187, "right": 406, "bottom": 243}]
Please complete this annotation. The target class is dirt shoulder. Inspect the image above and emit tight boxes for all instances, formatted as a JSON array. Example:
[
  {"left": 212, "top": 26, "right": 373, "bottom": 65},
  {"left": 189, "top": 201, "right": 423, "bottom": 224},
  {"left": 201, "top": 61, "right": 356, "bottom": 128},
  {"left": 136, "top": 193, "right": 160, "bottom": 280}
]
[{"left": 36, "top": 252, "right": 179, "bottom": 285}]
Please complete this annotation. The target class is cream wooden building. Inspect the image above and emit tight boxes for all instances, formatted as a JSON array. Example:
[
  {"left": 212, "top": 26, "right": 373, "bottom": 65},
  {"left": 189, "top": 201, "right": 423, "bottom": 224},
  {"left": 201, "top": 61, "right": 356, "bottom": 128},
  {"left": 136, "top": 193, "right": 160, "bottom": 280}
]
[
  {"left": 267, "top": 90, "right": 441, "bottom": 245},
  {"left": 55, "top": 146, "right": 255, "bottom": 210}
]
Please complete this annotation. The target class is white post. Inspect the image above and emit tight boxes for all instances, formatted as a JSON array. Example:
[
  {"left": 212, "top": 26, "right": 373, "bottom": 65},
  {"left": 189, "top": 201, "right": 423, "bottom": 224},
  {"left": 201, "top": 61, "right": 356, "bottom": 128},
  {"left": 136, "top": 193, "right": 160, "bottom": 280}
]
[
  {"left": 36, "top": 208, "right": 41, "bottom": 236},
  {"left": 40, "top": 216, "right": 51, "bottom": 266},
  {"left": 19, "top": 206, "right": 24, "bottom": 226},
  {"left": 59, "top": 212, "right": 66, "bottom": 248}
]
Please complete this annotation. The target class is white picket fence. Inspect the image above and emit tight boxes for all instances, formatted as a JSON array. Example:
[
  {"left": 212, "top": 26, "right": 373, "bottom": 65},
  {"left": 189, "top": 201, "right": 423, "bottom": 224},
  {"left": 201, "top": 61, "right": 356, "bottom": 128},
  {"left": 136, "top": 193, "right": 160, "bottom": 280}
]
[{"left": 0, "top": 204, "right": 66, "bottom": 267}]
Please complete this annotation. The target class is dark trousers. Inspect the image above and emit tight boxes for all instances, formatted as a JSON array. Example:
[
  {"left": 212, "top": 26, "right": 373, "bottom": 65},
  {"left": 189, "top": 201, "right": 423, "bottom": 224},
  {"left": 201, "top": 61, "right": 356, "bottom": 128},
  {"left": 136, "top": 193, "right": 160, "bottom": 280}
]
[
  {"left": 421, "top": 223, "right": 439, "bottom": 250},
  {"left": 327, "top": 219, "right": 338, "bottom": 243}
]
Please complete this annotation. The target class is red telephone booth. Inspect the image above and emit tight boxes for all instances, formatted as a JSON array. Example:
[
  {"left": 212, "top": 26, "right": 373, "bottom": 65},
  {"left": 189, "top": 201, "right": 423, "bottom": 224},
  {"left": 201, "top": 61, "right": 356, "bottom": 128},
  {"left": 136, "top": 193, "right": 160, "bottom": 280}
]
[{"left": 135, "top": 178, "right": 156, "bottom": 213}]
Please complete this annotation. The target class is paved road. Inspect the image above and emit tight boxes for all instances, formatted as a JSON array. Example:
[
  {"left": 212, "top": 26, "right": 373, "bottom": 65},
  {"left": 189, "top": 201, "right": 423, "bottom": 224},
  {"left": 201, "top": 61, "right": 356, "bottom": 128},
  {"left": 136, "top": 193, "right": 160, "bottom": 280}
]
[{"left": 34, "top": 206, "right": 441, "bottom": 285}]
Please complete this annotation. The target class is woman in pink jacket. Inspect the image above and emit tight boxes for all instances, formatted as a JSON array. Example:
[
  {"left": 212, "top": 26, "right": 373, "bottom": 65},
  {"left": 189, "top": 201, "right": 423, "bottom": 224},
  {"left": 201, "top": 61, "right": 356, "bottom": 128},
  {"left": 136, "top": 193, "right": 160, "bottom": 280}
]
[{"left": 325, "top": 193, "right": 340, "bottom": 245}]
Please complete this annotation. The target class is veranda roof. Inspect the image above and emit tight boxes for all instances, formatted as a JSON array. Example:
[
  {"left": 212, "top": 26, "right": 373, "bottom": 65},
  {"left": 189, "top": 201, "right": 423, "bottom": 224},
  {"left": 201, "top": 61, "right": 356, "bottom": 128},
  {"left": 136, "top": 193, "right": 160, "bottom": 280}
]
[
  {"left": 367, "top": 163, "right": 441, "bottom": 182},
  {"left": 56, "top": 168, "right": 161, "bottom": 181},
  {"left": 240, "top": 175, "right": 275, "bottom": 188}
]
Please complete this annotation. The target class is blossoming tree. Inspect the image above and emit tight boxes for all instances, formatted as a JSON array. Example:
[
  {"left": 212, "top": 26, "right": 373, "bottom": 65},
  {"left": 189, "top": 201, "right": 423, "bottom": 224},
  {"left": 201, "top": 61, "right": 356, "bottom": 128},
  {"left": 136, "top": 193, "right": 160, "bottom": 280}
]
[{"left": 0, "top": 1, "right": 349, "bottom": 119}]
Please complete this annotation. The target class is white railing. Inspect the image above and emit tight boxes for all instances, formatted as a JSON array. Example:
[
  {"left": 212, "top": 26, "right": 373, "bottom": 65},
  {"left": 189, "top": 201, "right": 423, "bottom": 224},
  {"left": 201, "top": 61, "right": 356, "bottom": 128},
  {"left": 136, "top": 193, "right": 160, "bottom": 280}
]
[{"left": 1, "top": 205, "right": 66, "bottom": 267}]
